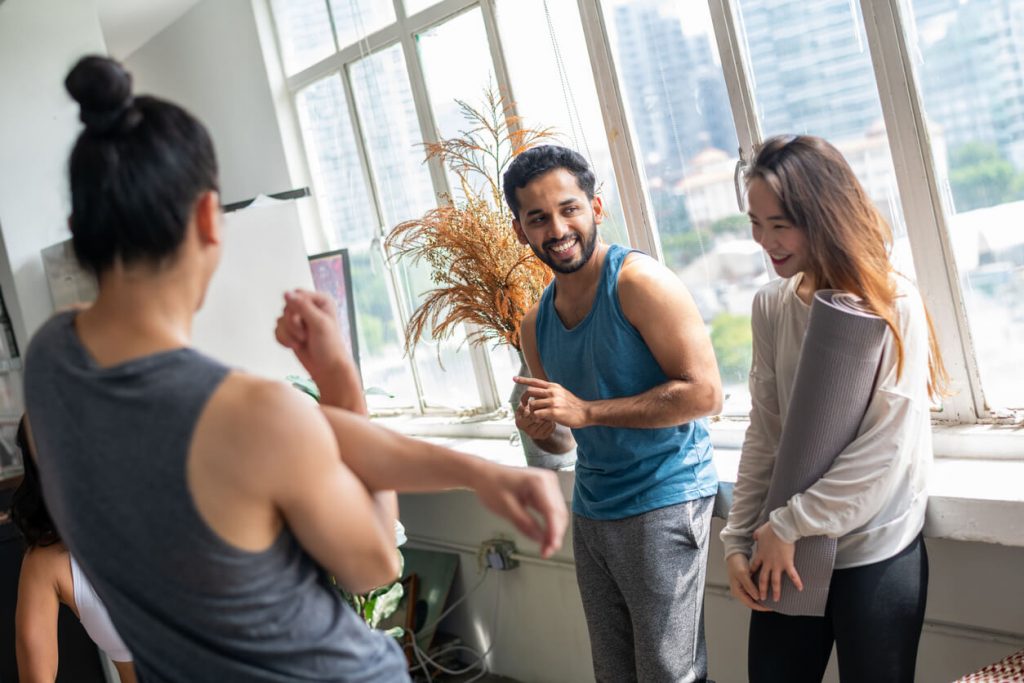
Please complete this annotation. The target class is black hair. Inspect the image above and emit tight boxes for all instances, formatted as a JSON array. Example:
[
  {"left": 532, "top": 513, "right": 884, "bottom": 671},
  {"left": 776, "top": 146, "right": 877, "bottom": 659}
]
[
  {"left": 502, "top": 145, "right": 596, "bottom": 219},
  {"left": 65, "top": 55, "right": 219, "bottom": 275},
  {"left": 9, "top": 418, "right": 60, "bottom": 549}
]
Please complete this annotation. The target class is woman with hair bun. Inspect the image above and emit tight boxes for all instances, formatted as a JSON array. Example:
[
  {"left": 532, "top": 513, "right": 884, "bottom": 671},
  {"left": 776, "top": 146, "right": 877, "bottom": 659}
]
[
  {"left": 721, "top": 135, "right": 946, "bottom": 682},
  {"left": 24, "top": 55, "right": 567, "bottom": 683}
]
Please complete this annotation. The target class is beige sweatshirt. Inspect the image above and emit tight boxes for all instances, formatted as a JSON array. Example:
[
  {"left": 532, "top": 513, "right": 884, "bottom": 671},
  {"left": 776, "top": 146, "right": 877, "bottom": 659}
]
[{"left": 720, "top": 273, "right": 932, "bottom": 569}]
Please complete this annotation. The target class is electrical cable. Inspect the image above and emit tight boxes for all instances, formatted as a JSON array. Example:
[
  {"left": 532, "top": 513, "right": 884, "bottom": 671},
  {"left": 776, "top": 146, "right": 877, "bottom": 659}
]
[
  {"left": 405, "top": 566, "right": 501, "bottom": 682},
  {"left": 406, "top": 568, "right": 490, "bottom": 681}
]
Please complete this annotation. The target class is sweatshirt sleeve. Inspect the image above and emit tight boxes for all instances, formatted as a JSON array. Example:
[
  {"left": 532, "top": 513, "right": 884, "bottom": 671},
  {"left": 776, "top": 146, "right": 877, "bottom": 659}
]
[
  {"left": 720, "top": 289, "right": 781, "bottom": 559},
  {"left": 768, "top": 289, "right": 931, "bottom": 543}
]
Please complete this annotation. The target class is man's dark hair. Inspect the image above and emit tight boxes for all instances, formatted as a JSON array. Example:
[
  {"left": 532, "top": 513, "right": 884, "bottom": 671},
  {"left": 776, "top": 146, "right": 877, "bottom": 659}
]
[
  {"left": 65, "top": 55, "right": 219, "bottom": 275},
  {"left": 502, "top": 145, "right": 596, "bottom": 219}
]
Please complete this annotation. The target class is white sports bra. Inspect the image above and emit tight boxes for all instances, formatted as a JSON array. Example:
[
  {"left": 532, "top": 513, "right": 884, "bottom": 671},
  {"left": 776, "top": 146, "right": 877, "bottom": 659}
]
[{"left": 69, "top": 554, "right": 133, "bottom": 663}]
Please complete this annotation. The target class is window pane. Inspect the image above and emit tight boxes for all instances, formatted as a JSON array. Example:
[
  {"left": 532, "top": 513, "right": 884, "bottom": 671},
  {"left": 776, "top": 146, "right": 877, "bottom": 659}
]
[
  {"left": 350, "top": 46, "right": 435, "bottom": 227},
  {"left": 489, "top": 342, "right": 522, "bottom": 409},
  {"left": 352, "top": 44, "right": 480, "bottom": 411},
  {"left": 737, "top": 0, "right": 914, "bottom": 276},
  {"left": 404, "top": 0, "right": 438, "bottom": 17},
  {"left": 606, "top": 0, "right": 754, "bottom": 415},
  {"left": 418, "top": 8, "right": 499, "bottom": 196},
  {"left": 296, "top": 74, "right": 377, "bottom": 246},
  {"left": 348, "top": 247, "right": 419, "bottom": 410},
  {"left": 296, "top": 74, "right": 418, "bottom": 409},
  {"left": 270, "top": 0, "right": 336, "bottom": 75},
  {"left": 497, "top": 0, "right": 630, "bottom": 248},
  {"left": 905, "top": 0, "right": 1024, "bottom": 409},
  {"left": 328, "top": 0, "right": 396, "bottom": 49},
  {"left": 421, "top": 11, "right": 518, "bottom": 408}
]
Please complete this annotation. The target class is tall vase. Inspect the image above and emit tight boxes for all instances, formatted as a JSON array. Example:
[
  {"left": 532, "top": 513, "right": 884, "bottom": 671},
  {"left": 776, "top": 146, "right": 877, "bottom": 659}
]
[{"left": 510, "top": 352, "right": 576, "bottom": 470}]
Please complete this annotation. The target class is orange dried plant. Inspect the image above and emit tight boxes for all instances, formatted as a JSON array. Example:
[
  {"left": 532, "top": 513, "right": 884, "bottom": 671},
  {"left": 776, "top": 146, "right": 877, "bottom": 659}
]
[{"left": 385, "top": 89, "right": 555, "bottom": 353}]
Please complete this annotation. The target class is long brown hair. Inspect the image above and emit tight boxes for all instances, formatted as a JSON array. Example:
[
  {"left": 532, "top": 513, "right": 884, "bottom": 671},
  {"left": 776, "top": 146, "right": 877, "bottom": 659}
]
[{"left": 746, "top": 134, "right": 948, "bottom": 398}]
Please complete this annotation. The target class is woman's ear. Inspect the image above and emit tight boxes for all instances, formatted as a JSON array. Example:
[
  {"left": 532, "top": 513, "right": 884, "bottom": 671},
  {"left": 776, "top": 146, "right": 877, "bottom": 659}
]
[{"left": 194, "top": 191, "right": 222, "bottom": 246}]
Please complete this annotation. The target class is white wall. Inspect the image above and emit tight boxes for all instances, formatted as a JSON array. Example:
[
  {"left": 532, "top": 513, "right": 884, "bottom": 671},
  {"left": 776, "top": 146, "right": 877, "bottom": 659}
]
[
  {"left": 124, "top": 0, "right": 291, "bottom": 206},
  {"left": 399, "top": 485, "right": 1024, "bottom": 683},
  {"left": 0, "top": 0, "right": 108, "bottom": 347}
]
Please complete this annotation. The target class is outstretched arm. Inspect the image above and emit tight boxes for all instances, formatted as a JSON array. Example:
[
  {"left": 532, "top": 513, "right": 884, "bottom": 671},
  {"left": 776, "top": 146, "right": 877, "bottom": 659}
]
[
  {"left": 320, "top": 406, "right": 567, "bottom": 558},
  {"left": 516, "top": 254, "right": 722, "bottom": 429}
]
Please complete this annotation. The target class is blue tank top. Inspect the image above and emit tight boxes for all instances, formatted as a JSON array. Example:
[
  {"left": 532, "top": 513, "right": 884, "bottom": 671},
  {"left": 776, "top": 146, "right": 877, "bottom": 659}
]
[
  {"left": 25, "top": 311, "right": 408, "bottom": 682},
  {"left": 536, "top": 244, "right": 717, "bottom": 520}
]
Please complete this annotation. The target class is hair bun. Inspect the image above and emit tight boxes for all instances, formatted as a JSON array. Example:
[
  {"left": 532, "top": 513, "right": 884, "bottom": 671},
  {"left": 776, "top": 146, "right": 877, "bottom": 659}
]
[{"left": 65, "top": 55, "right": 137, "bottom": 134}]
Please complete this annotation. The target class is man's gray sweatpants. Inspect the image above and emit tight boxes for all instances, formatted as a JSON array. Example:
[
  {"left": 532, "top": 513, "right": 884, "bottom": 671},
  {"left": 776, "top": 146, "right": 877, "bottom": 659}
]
[{"left": 573, "top": 495, "right": 714, "bottom": 683}]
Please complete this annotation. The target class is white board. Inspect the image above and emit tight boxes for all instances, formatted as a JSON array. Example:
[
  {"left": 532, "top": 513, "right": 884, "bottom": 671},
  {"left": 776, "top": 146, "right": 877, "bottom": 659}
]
[{"left": 192, "top": 198, "right": 314, "bottom": 380}]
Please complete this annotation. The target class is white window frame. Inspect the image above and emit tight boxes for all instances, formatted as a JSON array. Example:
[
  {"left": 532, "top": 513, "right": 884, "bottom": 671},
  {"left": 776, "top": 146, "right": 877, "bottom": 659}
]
[
  {"left": 267, "top": 0, "right": 519, "bottom": 416},
  {"left": 574, "top": 0, "right": 1022, "bottom": 431},
  {"left": 261, "top": 0, "right": 1023, "bottom": 439}
]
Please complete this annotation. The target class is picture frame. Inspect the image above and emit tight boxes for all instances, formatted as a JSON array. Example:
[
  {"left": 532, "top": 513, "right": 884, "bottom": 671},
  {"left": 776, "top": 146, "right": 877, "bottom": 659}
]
[{"left": 307, "top": 248, "right": 361, "bottom": 373}]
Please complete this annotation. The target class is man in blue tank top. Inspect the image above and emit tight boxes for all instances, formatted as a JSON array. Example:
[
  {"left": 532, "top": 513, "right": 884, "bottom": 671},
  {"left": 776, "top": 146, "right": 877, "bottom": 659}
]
[{"left": 503, "top": 145, "right": 722, "bottom": 682}]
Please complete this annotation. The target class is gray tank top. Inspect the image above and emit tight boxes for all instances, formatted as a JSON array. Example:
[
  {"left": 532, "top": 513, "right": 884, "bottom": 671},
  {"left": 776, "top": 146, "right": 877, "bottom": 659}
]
[{"left": 25, "top": 312, "right": 408, "bottom": 682}]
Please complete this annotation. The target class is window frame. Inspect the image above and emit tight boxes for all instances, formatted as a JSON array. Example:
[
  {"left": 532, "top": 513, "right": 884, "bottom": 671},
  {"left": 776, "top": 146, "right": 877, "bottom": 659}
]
[
  {"left": 576, "top": 0, "right": 1019, "bottom": 427},
  {"left": 263, "top": 0, "right": 1023, "bottom": 431},
  {"left": 270, "top": 0, "right": 512, "bottom": 416}
]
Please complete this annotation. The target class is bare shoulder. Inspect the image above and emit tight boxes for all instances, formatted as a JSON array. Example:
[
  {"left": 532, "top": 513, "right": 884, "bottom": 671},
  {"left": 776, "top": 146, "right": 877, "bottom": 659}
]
[
  {"left": 192, "top": 373, "right": 335, "bottom": 483},
  {"left": 617, "top": 251, "right": 692, "bottom": 320},
  {"left": 619, "top": 251, "right": 688, "bottom": 298},
  {"left": 20, "top": 542, "right": 69, "bottom": 602},
  {"left": 205, "top": 373, "right": 324, "bottom": 438}
]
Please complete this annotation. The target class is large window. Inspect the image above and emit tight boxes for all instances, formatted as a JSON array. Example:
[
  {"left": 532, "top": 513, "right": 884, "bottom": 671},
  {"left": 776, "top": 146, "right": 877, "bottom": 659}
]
[
  {"left": 267, "top": 0, "right": 1022, "bottom": 426},
  {"left": 604, "top": 0, "right": 755, "bottom": 415},
  {"left": 904, "top": 0, "right": 1024, "bottom": 410}
]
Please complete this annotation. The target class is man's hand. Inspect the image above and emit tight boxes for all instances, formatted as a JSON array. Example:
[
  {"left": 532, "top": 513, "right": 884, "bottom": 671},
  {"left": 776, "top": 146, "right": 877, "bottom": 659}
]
[
  {"left": 514, "top": 391, "right": 557, "bottom": 440},
  {"left": 474, "top": 465, "right": 568, "bottom": 558},
  {"left": 726, "top": 553, "right": 772, "bottom": 612},
  {"left": 750, "top": 521, "right": 804, "bottom": 603},
  {"left": 513, "top": 376, "right": 590, "bottom": 429},
  {"left": 275, "top": 289, "right": 364, "bottom": 412},
  {"left": 275, "top": 290, "right": 351, "bottom": 378}
]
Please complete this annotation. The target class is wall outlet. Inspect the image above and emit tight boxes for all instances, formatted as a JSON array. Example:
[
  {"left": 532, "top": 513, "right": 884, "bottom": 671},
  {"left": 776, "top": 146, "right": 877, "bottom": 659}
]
[{"left": 480, "top": 539, "right": 519, "bottom": 571}]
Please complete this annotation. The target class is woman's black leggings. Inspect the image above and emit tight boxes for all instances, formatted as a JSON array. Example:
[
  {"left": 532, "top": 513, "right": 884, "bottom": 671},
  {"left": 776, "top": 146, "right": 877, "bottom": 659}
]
[{"left": 748, "top": 534, "right": 928, "bottom": 683}]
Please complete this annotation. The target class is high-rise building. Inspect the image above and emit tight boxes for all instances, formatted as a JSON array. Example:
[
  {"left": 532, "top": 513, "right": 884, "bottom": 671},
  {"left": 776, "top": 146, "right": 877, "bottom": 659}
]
[
  {"left": 913, "top": 0, "right": 1024, "bottom": 169},
  {"left": 612, "top": 0, "right": 736, "bottom": 181},
  {"left": 738, "top": 0, "right": 883, "bottom": 141}
]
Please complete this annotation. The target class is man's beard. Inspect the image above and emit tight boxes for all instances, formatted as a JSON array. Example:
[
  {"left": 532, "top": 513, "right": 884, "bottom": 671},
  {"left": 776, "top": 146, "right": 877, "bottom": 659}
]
[{"left": 531, "top": 221, "right": 598, "bottom": 274}]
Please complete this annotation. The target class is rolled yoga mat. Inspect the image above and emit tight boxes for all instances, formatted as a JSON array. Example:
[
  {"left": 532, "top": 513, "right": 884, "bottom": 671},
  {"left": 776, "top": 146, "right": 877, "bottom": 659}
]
[{"left": 755, "top": 289, "right": 888, "bottom": 616}]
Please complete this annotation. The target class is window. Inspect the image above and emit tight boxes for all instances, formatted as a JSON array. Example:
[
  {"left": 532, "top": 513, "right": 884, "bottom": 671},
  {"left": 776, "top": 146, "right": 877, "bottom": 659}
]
[
  {"left": 272, "top": 1, "right": 516, "bottom": 415},
  {"left": 903, "top": 0, "right": 1024, "bottom": 410},
  {"left": 735, "top": 0, "right": 913, "bottom": 277},
  {"left": 270, "top": 0, "right": 335, "bottom": 75},
  {"left": 295, "top": 72, "right": 418, "bottom": 409},
  {"left": 350, "top": 43, "right": 482, "bottom": 411},
  {"left": 266, "top": 0, "right": 1022, "bottom": 427},
  {"left": 295, "top": 74, "right": 375, "bottom": 247},
  {"left": 404, "top": 0, "right": 439, "bottom": 17},
  {"left": 329, "top": 0, "right": 395, "bottom": 48},
  {"left": 603, "top": 0, "right": 755, "bottom": 415},
  {"left": 496, "top": 0, "right": 630, "bottom": 248}
]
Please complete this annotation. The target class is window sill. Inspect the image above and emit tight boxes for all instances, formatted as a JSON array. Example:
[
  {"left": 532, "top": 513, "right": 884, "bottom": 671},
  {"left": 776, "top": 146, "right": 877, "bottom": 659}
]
[
  {"left": 380, "top": 415, "right": 1024, "bottom": 549},
  {"left": 712, "top": 449, "right": 1024, "bottom": 548}
]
